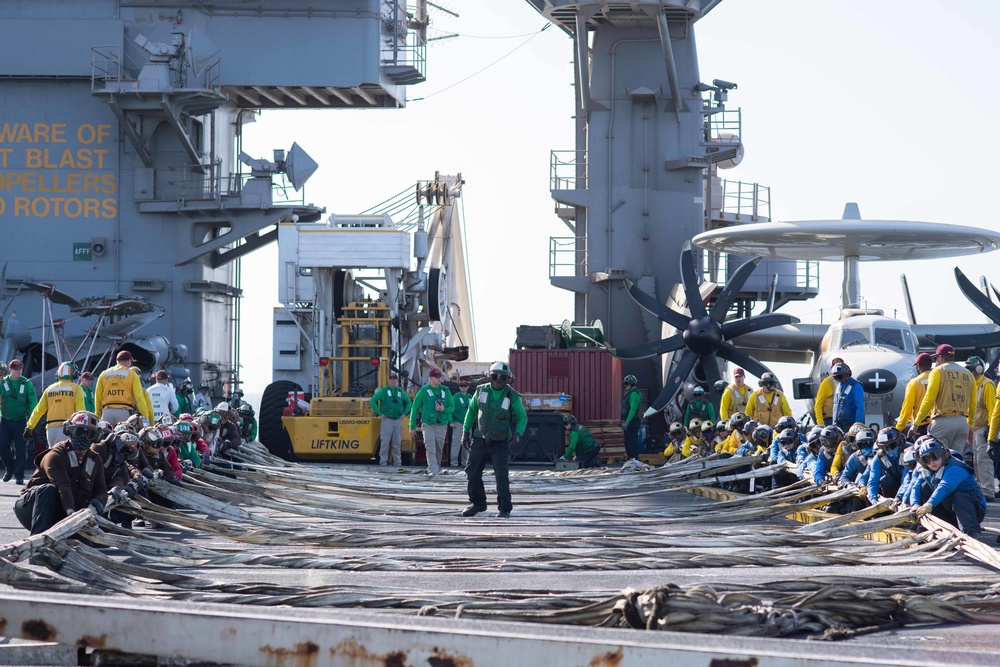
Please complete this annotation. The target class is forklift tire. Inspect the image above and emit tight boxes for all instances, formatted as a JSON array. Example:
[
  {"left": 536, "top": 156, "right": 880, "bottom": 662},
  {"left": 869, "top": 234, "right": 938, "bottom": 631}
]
[{"left": 259, "top": 380, "right": 302, "bottom": 460}]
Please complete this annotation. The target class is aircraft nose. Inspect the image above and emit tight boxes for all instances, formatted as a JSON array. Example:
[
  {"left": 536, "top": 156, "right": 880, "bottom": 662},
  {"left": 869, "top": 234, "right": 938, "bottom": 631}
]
[{"left": 856, "top": 368, "right": 897, "bottom": 394}]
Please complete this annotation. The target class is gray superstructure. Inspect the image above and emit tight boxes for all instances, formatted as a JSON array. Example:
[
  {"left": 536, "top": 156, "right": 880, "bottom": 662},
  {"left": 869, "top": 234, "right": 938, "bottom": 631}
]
[
  {"left": 0, "top": 1, "right": 426, "bottom": 388},
  {"left": 527, "top": 1, "right": 817, "bottom": 395}
]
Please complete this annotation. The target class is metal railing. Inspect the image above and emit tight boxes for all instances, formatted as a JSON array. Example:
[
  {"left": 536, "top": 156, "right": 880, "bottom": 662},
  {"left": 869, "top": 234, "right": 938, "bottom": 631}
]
[
  {"left": 720, "top": 179, "right": 770, "bottom": 221},
  {"left": 91, "top": 44, "right": 221, "bottom": 93},
  {"left": 380, "top": 1, "right": 428, "bottom": 80},
  {"left": 549, "top": 236, "right": 587, "bottom": 279},
  {"left": 549, "top": 150, "right": 587, "bottom": 191},
  {"left": 697, "top": 248, "right": 819, "bottom": 292},
  {"left": 704, "top": 107, "right": 742, "bottom": 143},
  {"left": 135, "top": 154, "right": 307, "bottom": 207}
]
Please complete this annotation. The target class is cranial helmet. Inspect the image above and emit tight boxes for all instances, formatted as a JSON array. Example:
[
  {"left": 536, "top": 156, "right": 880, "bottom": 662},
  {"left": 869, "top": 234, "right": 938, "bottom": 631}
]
[
  {"left": 489, "top": 362, "right": 511, "bottom": 377},
  {"left": 752, "top": 424, "right": 773, "bottom": 446},
  {"left": 563, "top": 414, "right": 578, "bottom": 427},
  {"left": 876, "top": 427, "right": 905, "bottom": 451},
  {"left": 776, "top": 416, "right": 796, "bottom": 433},
  {"left": 624, "top": 374, "right": 637, "bottom": 386},
  {"left": 777, "top": 428, "right": 798, "bottom": 448},
  {"left": 56, "top": 362, "right": 74, "bottom": 380},
  {"left": 742, "top": 419, "right": 759, "bottom": 437},
  {"left": 668, "top": 421, "right": 686, "bottom": 438},
  {"left": 760, "top": 372, "right": 777, "bottom": 386},
  {"left": 728, "top": 413, "right": 747, "bottom": 430},
  {"left": 692, "top": 386, "right": 705, "bottom": 397},
  {"left": 63, "top": 411, "right": 102, "bottom": 445},
  {"left": 714, "top": 380, "right": 728, "bottom": 393},
  {"left": 688, "top": 419, "right": 702, "bottom": 432},
  {"left": 855, "top": 428, "right": 877, "bottom": 450}
]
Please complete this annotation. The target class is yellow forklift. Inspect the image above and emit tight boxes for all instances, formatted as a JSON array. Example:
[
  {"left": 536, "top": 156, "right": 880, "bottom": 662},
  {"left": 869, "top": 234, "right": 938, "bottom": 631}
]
[{"left": 264, "top": 301, "right": 415, "bottom": 462}]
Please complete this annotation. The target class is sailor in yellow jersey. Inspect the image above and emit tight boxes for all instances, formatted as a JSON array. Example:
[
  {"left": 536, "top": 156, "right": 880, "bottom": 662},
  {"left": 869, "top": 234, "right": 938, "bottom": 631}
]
[
  {"left": 813, "top": 357, "right": 844, "bottom": 426},
  {"left": 26, "top": 362, "right": 86, "bottom": 448},
  {"left": 719, "top": 368, "right": 750, "bottom": 421},
  {"left": 913, "top": 344, "right": 975, "bottom": 453},
  {"left": 895, "top": 353, "right": 933, "bottom": 436},
  {"left": 965, "top": 356, "right": 996, "bottom": 501},
  {"left": 715, "top": 413, "right": 747, "bottom": 455},
  {"left": 744, "top": 372, "right": 793, "bottom": 428},
  {"left": 95, "top": 350, "right": 154, "bottom": 427}
]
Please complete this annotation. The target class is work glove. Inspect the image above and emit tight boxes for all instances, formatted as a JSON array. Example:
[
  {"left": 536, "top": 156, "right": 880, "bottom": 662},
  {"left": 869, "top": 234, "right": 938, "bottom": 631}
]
[
  {"left": 180, "top": 459, "right": 194, "bottom": 471},
  {"left": 88, "top": 498, "right": 105, "bottom": 515},
  {"left": 913, "top": 502, "right": 933, "bottom": 519},
  {"left": 889, "top": 499, "right": 900, "bottom": 512},
  {"left": 153, "top": 469, "right": 164, "bottom": 480},
  {"left": 133, "top": 475, "right": 148, "bottom": 490},
  {"left": 461, "top": 432, "right": 472, "bottom": 450},
  {"left": 123, "top": 482, "right": 138, "bottom": 498},
  {"left": 141, "top": 467, "right": 156, "bottom": 480},
  {"left": 558, "top": 456, "right": 566, "bottom": 460},
  {"left": 109, "top": 487, "right": 126, "bottom": 502},
  {"left": 621, "top": 420, "right": 630, "bottom": 430},
  {"left": 510, "top": 433, "right": 521, "bottom": 447},
  {"left": 22, "top": 428, "right": 32, "bottom": 441},
  {"left": 989, "top": 441, "right": 999, "bottom": 460}
]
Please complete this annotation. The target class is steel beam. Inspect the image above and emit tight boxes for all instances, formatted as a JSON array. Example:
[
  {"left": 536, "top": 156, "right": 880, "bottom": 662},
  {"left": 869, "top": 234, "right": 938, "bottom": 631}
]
[{"left": 0, "top": 590, "right": 967, "bottom": 667}]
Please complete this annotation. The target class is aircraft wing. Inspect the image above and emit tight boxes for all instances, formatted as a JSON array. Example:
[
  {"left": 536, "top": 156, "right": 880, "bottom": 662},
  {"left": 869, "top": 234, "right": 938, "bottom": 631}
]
[
  {"left": 728, "top": 323, "right": 829, "bottom": 365},
  {"left": 911, "top": 323, "right": 1000, "bottom": 349}
]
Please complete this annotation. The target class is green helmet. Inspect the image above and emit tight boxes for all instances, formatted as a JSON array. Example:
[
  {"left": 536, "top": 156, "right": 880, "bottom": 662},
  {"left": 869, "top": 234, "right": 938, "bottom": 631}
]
[
  {"left": 760, "top": 372, "right": 778, "bottom": 386},
  {"left": 714, "top": 380, "right": 728, "bottom": 392},
  {"left": 563, "top": 414, "right": 578, "bottom": 427},
  {"left": 489, "top": 362, "right": 511, "bottom": 377},
  {"left": 966, "top": 356, "right": 986, "bottom": 376},
  {"left": 0, "top": 362, "right": 7, "bottom": 375},
  {"left": 56, "top": 362, "right": 74, "bottom": 380},
  {"left": 624, "top": 374, "right": 637, "bottom": 386}
]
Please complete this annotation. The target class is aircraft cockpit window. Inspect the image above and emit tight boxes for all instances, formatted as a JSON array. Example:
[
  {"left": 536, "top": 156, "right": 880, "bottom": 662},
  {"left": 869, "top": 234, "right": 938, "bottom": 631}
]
[
  {"left": 874, "top": 327, "right": 908, "bottom": 351},
  {"left": 839, "top": 329, "right": 870, "bottom": 348}
]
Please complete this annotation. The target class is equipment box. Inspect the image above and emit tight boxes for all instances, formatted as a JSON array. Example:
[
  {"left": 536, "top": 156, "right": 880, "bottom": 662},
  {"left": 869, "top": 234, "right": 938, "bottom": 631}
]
[
  {"left": 554, "top": 459, "right": 579, "bottom": 471},
  {"left": 515, "top": 325, "right": 561, "bottom": 349},
  {"left": 510, "top": 412, "right": 565, "bottom": 465}
]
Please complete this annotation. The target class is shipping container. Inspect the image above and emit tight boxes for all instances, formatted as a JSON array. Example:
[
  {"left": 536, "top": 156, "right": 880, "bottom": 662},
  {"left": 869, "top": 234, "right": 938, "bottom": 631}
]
[{"left": 509, "top": 349, "right": 625, "bottom": 422}]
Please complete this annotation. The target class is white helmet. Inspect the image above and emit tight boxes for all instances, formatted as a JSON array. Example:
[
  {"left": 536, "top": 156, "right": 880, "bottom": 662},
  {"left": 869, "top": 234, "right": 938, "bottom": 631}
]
[{"left": 215, "top": 401, "right": 231, "bottom": 413}]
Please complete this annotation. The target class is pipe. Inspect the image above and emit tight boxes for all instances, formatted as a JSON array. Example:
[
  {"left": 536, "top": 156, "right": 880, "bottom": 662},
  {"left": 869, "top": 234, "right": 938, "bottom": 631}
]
[{"left": 655, "top": 11, "right": 684, "bottom": 114}]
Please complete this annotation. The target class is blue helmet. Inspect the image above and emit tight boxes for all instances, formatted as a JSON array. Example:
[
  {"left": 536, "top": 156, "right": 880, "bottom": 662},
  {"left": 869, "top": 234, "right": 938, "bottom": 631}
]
[
  {"left": 876, "top": 427, "right": 905, "bottom": 451},
  {"left": 777, "top": 428, "right": 798, "bottom": 448},
  {"left": 916, "top": 435, "right": 949, "bottom": 463},
  {"left": 855, "top": 428, "right": 877, "bottom": 451},
  {"left": 752, "top": 424, "right": 773, "bottom": 446},
  {"left": 776, "top": 416, "right": 797, "bottom": 432}
]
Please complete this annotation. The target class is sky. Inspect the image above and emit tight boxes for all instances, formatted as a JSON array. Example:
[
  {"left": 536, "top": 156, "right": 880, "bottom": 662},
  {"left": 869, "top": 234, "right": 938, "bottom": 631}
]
[{"left": 236, "top": 1, "right": 1000, "bottom": 413}]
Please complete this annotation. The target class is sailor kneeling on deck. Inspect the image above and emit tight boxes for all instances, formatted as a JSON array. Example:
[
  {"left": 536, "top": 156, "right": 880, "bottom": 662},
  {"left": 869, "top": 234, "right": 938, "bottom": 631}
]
[{"left": 560, "top": 414, "right": 602, "bottom": 468}]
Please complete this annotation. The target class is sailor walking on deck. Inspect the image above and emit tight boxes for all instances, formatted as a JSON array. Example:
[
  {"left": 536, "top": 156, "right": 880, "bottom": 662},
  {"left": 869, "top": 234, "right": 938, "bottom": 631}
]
[
  {"left": 95, "top": 351, "right": 154, "bottom": 427},
  {"left": 0, "top": 360, "right": 37, "bottom": 484},
  {"left": 370, "top": 371, "right": 411, "bottom": 467},
  {"left": 461, "top": 362, "right": 527, "bottom": 518},
  {"left": 719, "top": 368, "right": 749, "bottom": 421},
  {"left": 409, "top": 368, "right": 452, "bottom": 476},
  {"left": 966, "top": 356, "right": 996, "bottom": 501},
  {"left": 913, "top": 344, "right": 975, "bottom": 454},
  {"left": 831, "top": 363, "right": 865, "bottom": 432},
  {"left": 26, "top": 363, "right": 86, "bottom": 449},
  {"left": 621, "top": 375, "right": 641, "bottom": 462},
  {"left": 147, "top": 370, "right": 179, "bottom": 423}
]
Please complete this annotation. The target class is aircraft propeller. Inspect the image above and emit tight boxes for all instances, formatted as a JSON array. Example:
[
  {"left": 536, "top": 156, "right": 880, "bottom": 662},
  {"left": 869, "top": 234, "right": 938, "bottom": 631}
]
[
  {"left": 610, "top": 245, "right": 799, "bottom": 416},
  {"left": 926, "top": 268, "right": 1000, "bottom": 353}
]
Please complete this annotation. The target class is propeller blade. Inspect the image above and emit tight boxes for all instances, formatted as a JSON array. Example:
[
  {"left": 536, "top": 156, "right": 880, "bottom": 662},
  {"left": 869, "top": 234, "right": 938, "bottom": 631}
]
[
  {"left": 955, "top": 267, "right": 1000, "bottom": 325},
  {"left": 766, "top": 273, "right": 778, "bottom": 315},
  {"left": 700, "top": 354, "right": 723, "bottom": 393},
  {"left": 709, "top": 257, "right": 761, "bottom": 322},
  {"left": 717, "top": 342, "right": 773, "bottom": 380},
  {"left": 609, "top": 334, "right": 685, "bottom": 360},
  {"left": 722, "top": 313, "right": 799, "bottom": 340},
  {"left": 925, "top": 331, "right": 1000, "bottom": 349},
  {"left": 679, "top": 245, "right": 707, "bottom": 319},
  {"left": 645, "top": 349, "right": 698, "bottom": 416},
  {"left": 623, "top": 279, "right": 689, "bottom": 331},
  {"left": 900, "top": 274, "right": 917, "bottom": 326},
  {"left": 20, "top": 281, "right": 81, "bottom": 308}
]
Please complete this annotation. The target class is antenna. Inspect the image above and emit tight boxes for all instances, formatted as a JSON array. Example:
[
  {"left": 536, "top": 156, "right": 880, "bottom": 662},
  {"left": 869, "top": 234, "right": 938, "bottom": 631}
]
[{"left": 285, "top": 143, "right": 319, "bottom": 191}]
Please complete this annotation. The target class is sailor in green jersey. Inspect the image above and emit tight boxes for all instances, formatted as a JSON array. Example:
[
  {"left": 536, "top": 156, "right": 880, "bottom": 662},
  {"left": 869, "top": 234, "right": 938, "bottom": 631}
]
[
  {"left": 460, "top": 362, "right": 527, "bottom": 518},
  {"left": 622, "top": 374, "right": 642, "bottom": 462},
  {"left": 371, "top": 371, "right": 412, "bottom": 466},
  {"left": 448, "top": 379, "right": 472, "bottom": 468},
  {"left": 0, "top": 359, "right": 38, "bottom": 484},
  {"left": 409, "top": 368, "right": 453, "bottom": 475},
  {"left": 79, "top": 372, "right": 96, "bottom": 413},
  {"left": 560, "top": 414, "right": 602, "bottom": 468},
  {"left": 175, "top": 379, "right": 194, "bottom": 417}
]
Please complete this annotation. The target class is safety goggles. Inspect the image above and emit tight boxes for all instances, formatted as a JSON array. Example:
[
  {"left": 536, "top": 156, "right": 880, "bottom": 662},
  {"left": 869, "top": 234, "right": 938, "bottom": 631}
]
[
  {"left": 919, "top": 451, "right": 942, "bottom": 465},
  {"left": 490, "top": 373, "right": 508, "bottom": 382}
]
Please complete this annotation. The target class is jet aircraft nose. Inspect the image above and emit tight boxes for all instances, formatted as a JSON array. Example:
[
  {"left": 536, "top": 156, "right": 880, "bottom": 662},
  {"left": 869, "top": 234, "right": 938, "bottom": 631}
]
[{"left": 856, "top": 368, "right": 897, "bottom": 394}]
